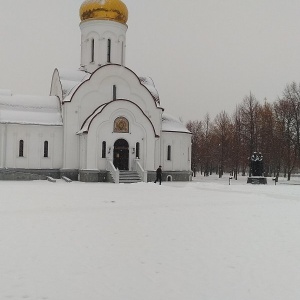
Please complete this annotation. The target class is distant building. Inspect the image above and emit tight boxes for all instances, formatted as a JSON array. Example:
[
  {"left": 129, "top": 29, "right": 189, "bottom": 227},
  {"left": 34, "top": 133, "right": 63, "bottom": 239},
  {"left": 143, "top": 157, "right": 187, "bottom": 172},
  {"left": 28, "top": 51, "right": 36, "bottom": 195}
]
[{"left": 0, "top": 0, "right": 192, "bottom": 183}]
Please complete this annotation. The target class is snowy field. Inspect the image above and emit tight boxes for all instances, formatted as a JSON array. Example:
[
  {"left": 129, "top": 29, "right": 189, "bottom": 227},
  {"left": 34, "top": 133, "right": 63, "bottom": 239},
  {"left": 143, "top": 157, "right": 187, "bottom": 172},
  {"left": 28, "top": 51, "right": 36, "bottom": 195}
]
[{"left": 1, "top": 175, "right": 300, "bottom": 300}]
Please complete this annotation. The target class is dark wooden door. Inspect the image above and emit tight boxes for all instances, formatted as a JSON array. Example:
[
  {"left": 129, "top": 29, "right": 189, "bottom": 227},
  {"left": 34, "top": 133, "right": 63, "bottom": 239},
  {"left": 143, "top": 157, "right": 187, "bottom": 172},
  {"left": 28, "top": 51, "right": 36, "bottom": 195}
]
[{"left": 113, "top": 139, "right": 129, "bottom": 170}]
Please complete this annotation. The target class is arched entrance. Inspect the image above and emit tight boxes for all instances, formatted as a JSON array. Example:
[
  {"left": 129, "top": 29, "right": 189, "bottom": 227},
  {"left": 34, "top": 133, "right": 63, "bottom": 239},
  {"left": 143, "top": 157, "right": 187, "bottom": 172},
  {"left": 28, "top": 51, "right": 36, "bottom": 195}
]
[{"left": 113, "top": 139, "right": 129, "bottom": 170}]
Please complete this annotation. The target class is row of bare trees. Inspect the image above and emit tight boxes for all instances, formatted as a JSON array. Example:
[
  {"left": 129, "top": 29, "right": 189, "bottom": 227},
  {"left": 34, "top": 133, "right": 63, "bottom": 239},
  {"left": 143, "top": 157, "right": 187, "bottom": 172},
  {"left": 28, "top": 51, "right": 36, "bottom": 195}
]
[{"left": 186, "top": 82, "right": 300, "bottom": 180}]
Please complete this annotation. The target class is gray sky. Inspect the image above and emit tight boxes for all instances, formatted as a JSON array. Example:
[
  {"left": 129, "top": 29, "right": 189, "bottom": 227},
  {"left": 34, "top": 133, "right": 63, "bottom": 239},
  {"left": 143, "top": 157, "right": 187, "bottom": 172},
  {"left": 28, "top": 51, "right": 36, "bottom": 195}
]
[{"left": 0, "top": 0, "right": 300, "bottom": 122}]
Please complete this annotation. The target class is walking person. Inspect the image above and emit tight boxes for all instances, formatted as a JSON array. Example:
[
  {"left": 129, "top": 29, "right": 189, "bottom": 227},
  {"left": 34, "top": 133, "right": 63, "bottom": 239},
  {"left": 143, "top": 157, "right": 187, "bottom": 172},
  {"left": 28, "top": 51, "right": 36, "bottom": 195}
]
[{"left": 154, "top": 165, "right": 162, "bottom": 185}]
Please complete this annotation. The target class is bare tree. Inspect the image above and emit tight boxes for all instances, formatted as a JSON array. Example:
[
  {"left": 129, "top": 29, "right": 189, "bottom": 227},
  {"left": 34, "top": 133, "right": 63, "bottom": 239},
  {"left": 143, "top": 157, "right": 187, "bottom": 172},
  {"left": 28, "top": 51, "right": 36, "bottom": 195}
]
[
  {"left": 202, "top": 114, "right": 213, "bottom": 176},
  {"left": 186, "top": 120, "right": 203, "bottom": 176},
  {"left": 213, "top": 111, "right": 232, "bottom": 178},
  {"left": 282, "top": 82, "right": 300, "bottom": 160},
  {"left": 274, "top": 98, "right": 297, "bottom": 180},
  {"left": 256, "top": 100, "right": 276, "bottom": 176},
  {"left": 240, "top": 93, "right": 260, "bottom": 175},
  {"left": 232, "top": 106, "right": 245, "bottom": 178}
]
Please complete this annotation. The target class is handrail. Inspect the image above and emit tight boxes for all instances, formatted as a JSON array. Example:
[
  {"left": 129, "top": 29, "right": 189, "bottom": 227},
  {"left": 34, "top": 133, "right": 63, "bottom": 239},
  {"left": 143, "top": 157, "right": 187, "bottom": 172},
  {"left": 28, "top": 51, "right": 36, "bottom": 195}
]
[
  {"left": 133, "top": 159, "right": 147, "bottom": 182},
  {"left": 106, "top": 159, "right": 119, "bottom": 183}
]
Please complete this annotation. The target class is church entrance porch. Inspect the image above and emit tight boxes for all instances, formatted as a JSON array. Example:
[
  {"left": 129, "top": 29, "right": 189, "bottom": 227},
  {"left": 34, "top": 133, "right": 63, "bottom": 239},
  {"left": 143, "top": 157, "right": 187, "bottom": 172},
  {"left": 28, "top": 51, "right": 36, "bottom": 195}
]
[{"left": 113, "top": 139, "right": 129, "bottom": 170}]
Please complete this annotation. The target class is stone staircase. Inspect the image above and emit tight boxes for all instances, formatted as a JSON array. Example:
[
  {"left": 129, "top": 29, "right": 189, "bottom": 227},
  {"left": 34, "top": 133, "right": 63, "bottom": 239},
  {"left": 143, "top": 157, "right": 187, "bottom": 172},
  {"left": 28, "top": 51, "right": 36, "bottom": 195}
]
[{"left": 119, "top": 170, "right": 142, "bottom": 183}]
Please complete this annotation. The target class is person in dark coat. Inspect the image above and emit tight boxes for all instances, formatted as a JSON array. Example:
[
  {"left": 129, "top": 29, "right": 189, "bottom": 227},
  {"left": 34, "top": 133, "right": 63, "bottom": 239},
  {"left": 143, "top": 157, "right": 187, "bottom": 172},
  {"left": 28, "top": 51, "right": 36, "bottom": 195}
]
[{"left": 154, "top": 165, "right": 162, "bottom": 185}]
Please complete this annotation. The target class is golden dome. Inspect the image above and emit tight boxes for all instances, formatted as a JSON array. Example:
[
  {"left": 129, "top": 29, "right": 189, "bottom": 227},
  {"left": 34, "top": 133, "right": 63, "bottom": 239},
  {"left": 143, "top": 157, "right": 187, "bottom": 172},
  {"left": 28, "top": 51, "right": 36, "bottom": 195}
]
[{"left": 80, "top": 0, "right": 128, "bottom": 24}]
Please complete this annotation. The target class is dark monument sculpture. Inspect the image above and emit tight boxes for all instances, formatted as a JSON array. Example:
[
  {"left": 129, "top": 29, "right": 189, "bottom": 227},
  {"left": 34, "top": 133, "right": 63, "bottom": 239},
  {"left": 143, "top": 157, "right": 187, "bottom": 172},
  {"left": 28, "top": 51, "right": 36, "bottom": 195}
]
[
  {"left": 247, "top": 152, "right": 267, "bottom": 184},
  {"left": 250, "top": 152, "right": 263, "bottom": 176}
]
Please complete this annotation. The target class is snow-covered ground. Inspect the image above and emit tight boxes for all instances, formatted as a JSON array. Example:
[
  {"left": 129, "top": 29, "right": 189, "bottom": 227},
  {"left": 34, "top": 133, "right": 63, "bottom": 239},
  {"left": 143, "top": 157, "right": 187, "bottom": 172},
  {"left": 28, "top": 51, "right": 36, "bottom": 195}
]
[{"left": 1, "top": 175, "right": 300, "bottom": 300}]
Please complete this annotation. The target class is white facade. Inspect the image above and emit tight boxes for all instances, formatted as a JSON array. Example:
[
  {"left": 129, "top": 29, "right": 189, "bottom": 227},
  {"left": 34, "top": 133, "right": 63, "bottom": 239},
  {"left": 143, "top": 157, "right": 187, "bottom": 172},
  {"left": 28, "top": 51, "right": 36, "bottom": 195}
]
[
  {"left": 80, "top": 20, "right": 127, "bottom": 72},
  {"left": 0, "top": 124, "right": 63, "bottom": 170},
  {"left": 0, "top": 1, "right": 191, "bottom": 182}
]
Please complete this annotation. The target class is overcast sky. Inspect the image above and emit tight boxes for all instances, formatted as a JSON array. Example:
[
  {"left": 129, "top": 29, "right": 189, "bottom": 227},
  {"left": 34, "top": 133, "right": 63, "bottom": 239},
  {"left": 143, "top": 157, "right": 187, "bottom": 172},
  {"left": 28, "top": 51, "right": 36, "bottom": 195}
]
[{"left": 0, "top": 0, "right": 300, "bottom": 122}]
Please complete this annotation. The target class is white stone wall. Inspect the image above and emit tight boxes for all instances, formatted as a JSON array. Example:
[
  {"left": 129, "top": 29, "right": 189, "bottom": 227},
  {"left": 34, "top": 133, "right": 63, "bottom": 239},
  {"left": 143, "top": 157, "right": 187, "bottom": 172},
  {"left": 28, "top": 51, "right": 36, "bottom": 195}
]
[
  {"left": 0, "top": 124, "right": 63, "bottom": 169},
  {"left": 160, "top": 132, "right": 192, "bottom": 171},
  {"left": 80, "top": 20, "right": 127, "bottom": 72}
]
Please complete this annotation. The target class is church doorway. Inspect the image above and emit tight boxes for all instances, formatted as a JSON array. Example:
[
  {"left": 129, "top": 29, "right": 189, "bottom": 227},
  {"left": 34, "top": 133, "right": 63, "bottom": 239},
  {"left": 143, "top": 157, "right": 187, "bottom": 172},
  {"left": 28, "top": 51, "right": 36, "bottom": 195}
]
[{"left": 113, "top": 139, "right": 129, "bottom": 170}]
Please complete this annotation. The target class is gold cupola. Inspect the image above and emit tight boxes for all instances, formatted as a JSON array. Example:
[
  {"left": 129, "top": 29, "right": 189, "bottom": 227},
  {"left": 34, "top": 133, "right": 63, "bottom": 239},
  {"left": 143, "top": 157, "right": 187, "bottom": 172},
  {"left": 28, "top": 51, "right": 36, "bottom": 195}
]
[{"left": 80, "top": 0, "right": 128, "bottom": 25}]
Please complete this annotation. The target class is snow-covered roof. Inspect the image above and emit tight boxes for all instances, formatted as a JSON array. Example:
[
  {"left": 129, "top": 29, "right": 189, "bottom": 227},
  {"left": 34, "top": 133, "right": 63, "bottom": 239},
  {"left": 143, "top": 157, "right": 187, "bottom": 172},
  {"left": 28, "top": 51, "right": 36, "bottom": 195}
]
[
  {"left": 139, "top": 77, "right": 160, "bottom": 104},
  {"left": 58, "top": 69, "right": 91, "bottom": 99},
  {"left": 57, "top": 68, "right": 160, "bottom": 105},
  {"left": 162, "top": 113, "right": 191, "bottom": 134},
  {"left": 0, "top": 95, "right": 62, "bottom": 126}
]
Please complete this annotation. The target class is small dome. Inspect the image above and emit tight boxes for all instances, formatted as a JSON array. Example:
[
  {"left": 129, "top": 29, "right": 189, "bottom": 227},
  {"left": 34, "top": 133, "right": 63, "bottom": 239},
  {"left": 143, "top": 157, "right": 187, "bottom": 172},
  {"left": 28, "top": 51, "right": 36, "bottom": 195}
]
[{"left": 80, "top": 0, "right": 128, "bottom": 25}]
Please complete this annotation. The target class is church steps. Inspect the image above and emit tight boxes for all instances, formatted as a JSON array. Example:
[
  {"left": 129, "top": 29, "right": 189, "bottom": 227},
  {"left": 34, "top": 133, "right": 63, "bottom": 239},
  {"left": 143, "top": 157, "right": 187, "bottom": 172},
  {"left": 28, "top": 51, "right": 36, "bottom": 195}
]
[{"left": 119, "top": 170, "right": 142, "bottom": 184}]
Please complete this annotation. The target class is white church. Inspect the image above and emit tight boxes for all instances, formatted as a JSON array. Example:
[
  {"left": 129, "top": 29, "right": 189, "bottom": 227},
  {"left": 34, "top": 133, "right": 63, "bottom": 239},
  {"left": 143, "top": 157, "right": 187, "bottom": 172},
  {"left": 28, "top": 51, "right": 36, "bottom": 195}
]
[{"left": 0, "top": 0, "right": 192, "bottom": 183}]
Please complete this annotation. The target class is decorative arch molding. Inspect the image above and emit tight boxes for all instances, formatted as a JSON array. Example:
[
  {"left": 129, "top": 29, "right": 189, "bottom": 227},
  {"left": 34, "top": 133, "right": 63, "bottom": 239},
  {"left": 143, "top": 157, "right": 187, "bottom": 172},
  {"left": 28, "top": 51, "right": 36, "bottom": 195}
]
[
  {"left": 79, "top": 99, "right": 159, "bottom": 138},
  {"left": 66, "top": 64, "right": 162, "bottom": 107},
  {"left": 87, "top": 31, "right": 100, "bottom": 39}
]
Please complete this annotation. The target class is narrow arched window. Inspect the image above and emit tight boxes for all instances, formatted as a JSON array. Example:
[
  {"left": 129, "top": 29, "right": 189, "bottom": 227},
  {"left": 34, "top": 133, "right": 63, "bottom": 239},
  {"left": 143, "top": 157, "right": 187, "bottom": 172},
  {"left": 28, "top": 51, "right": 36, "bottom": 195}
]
[
  {"left": 113, "top": 85, "right": 117, "bottom": 100},
  {"left": 19, "top": 140, "right": 24, "bottom": 157},
  {"left": 102, "top": 141, "right": 106, "bottom": 158},
  {"left": 136, "top": 142, "right": 140, "bottom": 158},
  {"left": 167, "top": 145, "right": 171, "bottom": 161},
  {"left": 121, "top": 41, "right": 124, "bottom": 65},
  {"left": 91, "top": 38, "right": 95, "bottom": 63},
  {"left": 107, "top": 39, "right": 111, "bottom": 63},
  {"left": 44, "top": 141, "right": 49, "bottom": 158}
]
